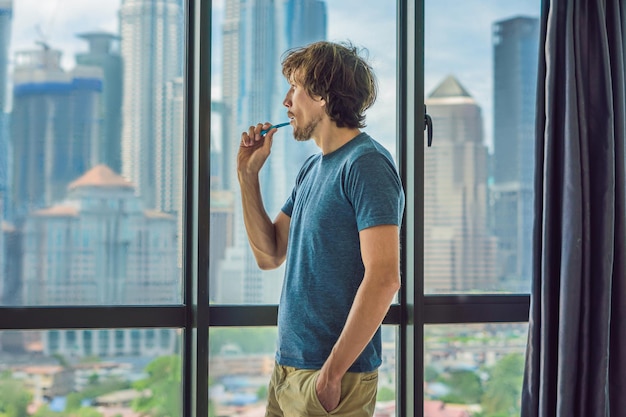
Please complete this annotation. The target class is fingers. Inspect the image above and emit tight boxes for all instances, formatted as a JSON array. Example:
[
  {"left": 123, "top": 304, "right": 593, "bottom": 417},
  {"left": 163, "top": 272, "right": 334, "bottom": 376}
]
[{"left": 241, "top": 122, "right": 274, "bottom": 147}]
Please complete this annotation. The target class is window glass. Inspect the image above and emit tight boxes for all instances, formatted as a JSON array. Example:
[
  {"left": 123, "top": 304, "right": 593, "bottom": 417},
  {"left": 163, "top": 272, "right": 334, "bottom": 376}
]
[
  {"left": 209, "top": 0, "right": 397, "bottom": 304},
  {"left": 208, "top": 326, "right": 398, "bottom": 416},
  {"left": 424, "top": 0, "right": 540, "bottom": 293},
  {"left": 424, "top": 323, "right": 528, "bottom": 416},
  {"left": 3, "top": 0, "right": 185, "bottom": 306},
  {"left": 0, "top": 329, "right": 182, "bottom": 416}
]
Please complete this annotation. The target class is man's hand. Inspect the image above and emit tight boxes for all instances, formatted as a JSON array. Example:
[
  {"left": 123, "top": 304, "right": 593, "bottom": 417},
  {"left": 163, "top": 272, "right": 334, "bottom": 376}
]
[
  {"left": 315, "top": 372, "right": 341, "bottom": 412},
  {"left": 238, "top": 122, "right": 276, "bottom": 178}
]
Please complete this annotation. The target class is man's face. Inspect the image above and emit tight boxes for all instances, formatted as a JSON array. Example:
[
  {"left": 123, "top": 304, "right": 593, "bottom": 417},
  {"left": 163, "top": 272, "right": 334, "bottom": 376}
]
[{"left": 283, "top": 76, "right": 325, "bottom": 141}]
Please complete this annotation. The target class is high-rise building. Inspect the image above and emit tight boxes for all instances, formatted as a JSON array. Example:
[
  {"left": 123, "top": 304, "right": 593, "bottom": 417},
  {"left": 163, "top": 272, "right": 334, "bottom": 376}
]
[
  {"left": 491, "top": 16, "right": 539, "bottom": 291},
  {"left": 162, "top": 77, "right": 184, "bottom": 268},
  {"left": 282, "top": 0, "right": 326, "bottom": 186},
  {"left": 119, "top": 0, "right": 183, "bottom": 209},
  {"left": 1, "top": 221, "right": 19, "bottom": 306},
  {"left": 0, "top": 206, "right": 7, "bottom": 298},
  {"left": 0, "top": 1, "right": 12, "bottom": 222},
  {"left": 76, "top": 32, "right": 123, "bottom": 174},
  {"left": 42, "top": 328, "right": 178, "bottom": 359},
  {"left": 220, "top": 0, "right": 326, "bottom": 203},
  {"left": 21, "top": 164, "right": 180, "bottom": 357},
  {"left": 11, "top": 46, "right": 103, "bottom": 220},
  {"left": 22, "top": 164, "right": 180, "bottom": 306},
  {"left": 216, "top": 0, "right": 327, "bottom": 304},
  {"left": 424, "top": 76, "right": 498, "bottom": 292}
]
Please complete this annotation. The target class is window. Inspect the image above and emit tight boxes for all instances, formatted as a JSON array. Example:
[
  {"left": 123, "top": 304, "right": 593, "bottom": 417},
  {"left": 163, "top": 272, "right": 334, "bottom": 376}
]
[{"left": 0, "top": 1, "right": 535, "bottom": 416}]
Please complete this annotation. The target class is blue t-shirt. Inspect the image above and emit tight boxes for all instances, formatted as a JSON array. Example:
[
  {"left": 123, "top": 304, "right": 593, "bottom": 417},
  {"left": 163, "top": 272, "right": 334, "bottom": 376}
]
[{"left": 278, "top": 132, "right": 405, "bottom": 372}]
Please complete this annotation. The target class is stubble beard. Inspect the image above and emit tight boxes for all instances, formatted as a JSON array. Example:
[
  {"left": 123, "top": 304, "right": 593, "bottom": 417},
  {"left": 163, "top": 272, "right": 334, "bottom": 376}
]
[{"left": 293, "top": 115, "right": 321, "bottom": 142}]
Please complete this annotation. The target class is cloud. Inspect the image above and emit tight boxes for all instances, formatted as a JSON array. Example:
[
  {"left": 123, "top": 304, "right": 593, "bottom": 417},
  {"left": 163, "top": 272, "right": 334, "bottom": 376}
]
[{"left": 11, "top": 0, "right": 119, "bottom": 68}]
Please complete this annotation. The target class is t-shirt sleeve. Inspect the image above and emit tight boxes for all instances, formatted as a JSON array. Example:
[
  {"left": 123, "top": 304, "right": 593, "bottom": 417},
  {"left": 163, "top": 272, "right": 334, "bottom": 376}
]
[
  {"left": 281, "top": 154, "right": 317, "bottom": 217},
  {"left": 281, "top": 188, "right": 295, "bottom": 217},
  {"left": 346, "top": 152, "right": 405, "bottom": 231}
]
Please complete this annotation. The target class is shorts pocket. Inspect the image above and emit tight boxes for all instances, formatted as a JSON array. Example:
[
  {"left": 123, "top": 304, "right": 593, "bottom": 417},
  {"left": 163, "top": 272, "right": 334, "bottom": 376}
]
[
  {"left": 278, "top": 369, "right": 328, "bottom": 417},
  {"left": 328, "top": 370, "right": 378, "bottom": 416}
]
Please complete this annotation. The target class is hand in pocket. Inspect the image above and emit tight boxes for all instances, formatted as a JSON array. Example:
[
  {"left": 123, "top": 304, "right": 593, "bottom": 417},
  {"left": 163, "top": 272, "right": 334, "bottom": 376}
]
[{"left": 315, "top": 372, "right": 341, "bottom": 412}]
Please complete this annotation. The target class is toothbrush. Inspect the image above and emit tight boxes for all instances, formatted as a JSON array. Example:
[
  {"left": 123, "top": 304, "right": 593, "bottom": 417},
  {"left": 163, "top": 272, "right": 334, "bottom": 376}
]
[{"left": 261, "top": 121, "right": 291, "bottom": 135}]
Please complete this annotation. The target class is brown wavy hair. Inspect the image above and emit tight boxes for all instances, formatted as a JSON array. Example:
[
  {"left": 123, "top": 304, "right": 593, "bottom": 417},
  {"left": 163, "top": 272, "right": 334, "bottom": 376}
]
[{"left": 281, "top": 41, "right": 378, "bottom": 129}]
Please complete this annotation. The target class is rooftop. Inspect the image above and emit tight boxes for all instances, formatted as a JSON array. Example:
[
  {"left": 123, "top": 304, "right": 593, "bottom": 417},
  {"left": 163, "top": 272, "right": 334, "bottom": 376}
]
[
  {"left": 428, "top": 75, "right": 473, "bottom": 99},
  {"left": 68, "top": 164, "right": 134, "bottom": 191}
]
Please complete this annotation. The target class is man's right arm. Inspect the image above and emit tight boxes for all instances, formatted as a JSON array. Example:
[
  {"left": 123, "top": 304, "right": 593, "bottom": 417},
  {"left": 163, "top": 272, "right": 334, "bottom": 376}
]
[
  {"left": 238, "top": 173, "right": 290, "bottom": 270},
  {"left": 237, "top": 122, "right": 290, "bottom": 270}
]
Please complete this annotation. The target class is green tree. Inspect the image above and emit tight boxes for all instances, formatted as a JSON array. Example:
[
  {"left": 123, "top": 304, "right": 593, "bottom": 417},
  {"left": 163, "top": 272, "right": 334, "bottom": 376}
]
[
  {"left": 87, "top": 374, "right": 99, "bottom": 386},
  {"left": 32, "top": 405, "right": 103, "bottom": 417},
  {"left": 132, "top": 355, "right": 181, "bottom": 417},
  {"left": 424, "top": 365, "right": 440, "bottom": 382},
  {"left": 0, "top": 375, "right": 31, "bottom": 417},
  {"left": 481, "top": 353, "right": 524, "bottom": 417},
  {"left": 65, "top": 393, "right": 82, "bottom": 412},
  {"left": 80, "top": 379, "right": 130, "bottom": 400},
  {"left": 377, "top": 387, "right": 395, "bottom": 402},
  {"left": 209, "top": 328, "right": 277, "bottom": 354},
  {"left": 437, "top": 369, "right": 483, "bottom": 404},
  {"left": 72, "top": 408, "right": 103, "bottom": 417},
  {"left": 256, "top": 385, "right": 268, "bottom": 401},
  {"left": 52, "top": 353, "right": 70, "bottom": 369},
  {"left": 31, "top": 405, "right": 62, "bottom": 417}
]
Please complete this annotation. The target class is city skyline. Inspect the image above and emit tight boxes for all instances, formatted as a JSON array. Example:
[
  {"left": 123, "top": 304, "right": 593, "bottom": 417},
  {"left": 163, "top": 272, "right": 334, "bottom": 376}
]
[
  {"left": 0, "top": 0, "right": 543, "bottom": 309},
  {"left": 7, "top": 0, "right": 539, "bottom": 153}
]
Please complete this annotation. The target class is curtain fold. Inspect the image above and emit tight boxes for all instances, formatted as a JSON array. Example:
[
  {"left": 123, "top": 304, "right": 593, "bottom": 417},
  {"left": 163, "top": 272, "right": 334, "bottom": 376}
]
[{"left": 522, "top": 0, "right": 626, "bottom": 416}]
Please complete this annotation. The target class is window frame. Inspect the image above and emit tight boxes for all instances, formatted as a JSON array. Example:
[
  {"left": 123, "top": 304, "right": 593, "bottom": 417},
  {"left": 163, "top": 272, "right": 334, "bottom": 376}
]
[{"left": 0, "top": 1, "right": 530, "bottom": 417}]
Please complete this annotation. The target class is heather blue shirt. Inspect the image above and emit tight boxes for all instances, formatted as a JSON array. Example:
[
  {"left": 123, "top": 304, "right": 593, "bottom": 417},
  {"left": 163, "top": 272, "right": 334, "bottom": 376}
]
[{"left": 278, "top": 132, "right": 405, "bottom": 372}]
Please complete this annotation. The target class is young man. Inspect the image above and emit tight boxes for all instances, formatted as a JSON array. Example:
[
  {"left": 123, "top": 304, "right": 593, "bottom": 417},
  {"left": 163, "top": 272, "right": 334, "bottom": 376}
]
[{"left": 238, "top": 41, "right": 405, "bottom": 417}]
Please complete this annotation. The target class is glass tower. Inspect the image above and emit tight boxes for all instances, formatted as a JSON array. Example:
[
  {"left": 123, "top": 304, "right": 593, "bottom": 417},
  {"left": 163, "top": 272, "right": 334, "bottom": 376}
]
[
  {"left": 491, "top": 16, "right": 539, "bottom": 291},
  {"left": 11, "top": 47, "right": 103, "bottom": 220},
  {"left": 0, "top": 1, "right": 11, "bottom": 221},
  {"left": 216, "top": 0, "right": 327, "bottom": 304},
  {"left": 119, "top": 0, "right": 183, "bottom": 210}
]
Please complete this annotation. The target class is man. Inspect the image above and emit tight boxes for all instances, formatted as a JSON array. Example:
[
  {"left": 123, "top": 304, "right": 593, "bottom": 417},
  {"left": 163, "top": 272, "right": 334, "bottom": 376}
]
[{"left": 238, "top": 41, "right": 404, "bottom": 417}]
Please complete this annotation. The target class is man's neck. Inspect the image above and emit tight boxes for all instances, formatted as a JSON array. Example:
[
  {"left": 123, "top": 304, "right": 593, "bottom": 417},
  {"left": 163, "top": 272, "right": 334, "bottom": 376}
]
[{"left": 313, "top": 122, "right": 362, "bottom": 155}]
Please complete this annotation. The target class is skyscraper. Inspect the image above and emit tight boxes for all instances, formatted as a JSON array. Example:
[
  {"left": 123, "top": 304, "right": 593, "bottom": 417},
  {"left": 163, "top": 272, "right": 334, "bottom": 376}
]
[
  {"left": 11, "top": 46, "right": 103, "bottom": 220},
  {"left": 0, "top": 0, "right": 11, "bottom": 310},
  {"left": 119, "top": 0, "right": 183, "bottom": 209},
  {"left": 424, "top": 76, "right": 498, "bottom": 292},
  {"left": 216, "top": 0, "right": 327, "bottom": 304},
  {"left": 20, "top": 164, "right": 180, "bottom": 358},
  {"left": 491, "top": 16, "right": 539, "bottom": 291},
  {"left": 282, "top": 0, "right": 327, "bottom": 185},
  {"left": 22, "top": 164, "right": 179, "bottom": 306},
  {"left": 0, "top": 1, "right": 11, "bottom": 219},
  {"left": 76, "top": 32, "right": 123, "bottom": 174}
]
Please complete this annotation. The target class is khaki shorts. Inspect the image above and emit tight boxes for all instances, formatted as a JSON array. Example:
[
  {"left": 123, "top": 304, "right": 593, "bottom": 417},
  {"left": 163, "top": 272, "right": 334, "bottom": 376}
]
[{"left": 265, "top": 363, "right": 378, "bottom": 417}]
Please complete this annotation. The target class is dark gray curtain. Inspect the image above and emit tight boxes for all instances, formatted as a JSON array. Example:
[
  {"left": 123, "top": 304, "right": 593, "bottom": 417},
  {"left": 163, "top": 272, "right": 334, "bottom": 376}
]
[{"left": 522, "top": 0, "right": 626, "bottom": 416}]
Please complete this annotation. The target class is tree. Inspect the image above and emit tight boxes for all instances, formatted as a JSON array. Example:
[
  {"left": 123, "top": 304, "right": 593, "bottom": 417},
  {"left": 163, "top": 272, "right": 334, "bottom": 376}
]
[
  {"left": 209, "top": 328, "right": 277, "bottom": 354},
  {"left": 256, "top": 385, "right": 268, "bottom": 401},
  {"left": 377, "top": 387, "right": 395, "bottom": 402},
  {"left": 32, "top": 405, "right": 103, "bottom": 417},
  {"left": 0, "top": 374, "right": 31, "bottom": 417},
  {"left": 52, "top": 353, "right": 70, "bottom": 369},
  {"left": 65, "top": 393, "right": 82, "bottom": 412},
  {"left": 132, "top": 355, "right": 181, "bottom": 417},
  {"left": 72, "top": 408, "right": 103, "bottom": 417},
  {"left": 481, "top": 353, "right": 524, "bottom": 417},
  {"left": 424, "top": 365, "right": 440, "bottom": 382},
  {"left": 437, "top": 369, "right": 483, "bottom": 404}
]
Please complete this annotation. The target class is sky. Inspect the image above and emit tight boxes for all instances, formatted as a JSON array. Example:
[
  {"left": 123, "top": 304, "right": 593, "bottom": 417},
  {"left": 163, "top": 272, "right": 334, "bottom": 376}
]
[{"left": 8, "top": 0, "right": 540, "bottom": 152}]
